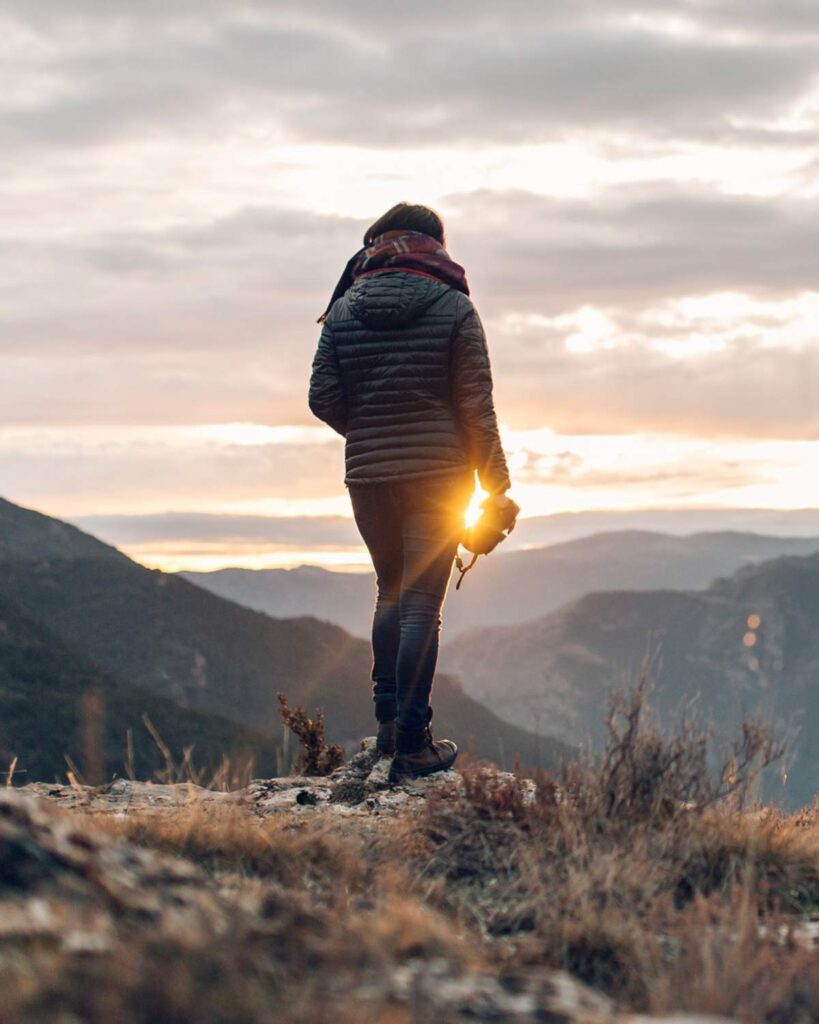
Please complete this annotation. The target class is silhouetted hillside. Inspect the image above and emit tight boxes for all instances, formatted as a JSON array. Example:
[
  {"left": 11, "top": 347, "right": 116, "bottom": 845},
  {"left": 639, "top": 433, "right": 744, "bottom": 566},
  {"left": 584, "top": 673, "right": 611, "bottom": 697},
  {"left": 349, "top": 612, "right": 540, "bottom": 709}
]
[
  {"left": 0, "top": 595, "right": 283, "bottom": 783},
  {"left": 442, "top": 552, "right": 819, "bottom": 807},
  {"left": 0, "top": 496, "right": 126, "bottom": 563},
  {"left": 0, "top": 498, "right": 569, "bottom": 770},
  {"left": 183, "top": 530, "right": 819, "bottom": 637}
]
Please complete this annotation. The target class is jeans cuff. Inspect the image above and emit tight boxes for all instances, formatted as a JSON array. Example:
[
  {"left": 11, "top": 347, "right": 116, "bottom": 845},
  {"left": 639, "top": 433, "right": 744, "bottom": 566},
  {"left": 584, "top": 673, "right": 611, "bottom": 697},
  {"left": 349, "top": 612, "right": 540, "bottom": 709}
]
[{"left": 374, "top": 698, "right": 397, "bottom": 723}]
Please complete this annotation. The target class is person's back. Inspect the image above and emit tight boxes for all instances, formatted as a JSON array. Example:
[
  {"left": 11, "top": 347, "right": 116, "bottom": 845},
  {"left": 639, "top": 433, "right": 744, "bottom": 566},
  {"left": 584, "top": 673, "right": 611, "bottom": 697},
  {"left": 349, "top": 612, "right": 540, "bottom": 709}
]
[
  {"left": 331, "top": 272, "right": 464, "bottom": 484},
  {"left": 309, "top": 203, "right": 514, "bottom": 779}
]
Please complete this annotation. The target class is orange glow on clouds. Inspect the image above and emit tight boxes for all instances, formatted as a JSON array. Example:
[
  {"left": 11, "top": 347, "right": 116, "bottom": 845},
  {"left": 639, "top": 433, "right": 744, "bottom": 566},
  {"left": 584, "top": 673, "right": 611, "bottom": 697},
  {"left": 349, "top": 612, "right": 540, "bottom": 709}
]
[{"left": 7, "top": 421, "right": 819, "bottom": 570}]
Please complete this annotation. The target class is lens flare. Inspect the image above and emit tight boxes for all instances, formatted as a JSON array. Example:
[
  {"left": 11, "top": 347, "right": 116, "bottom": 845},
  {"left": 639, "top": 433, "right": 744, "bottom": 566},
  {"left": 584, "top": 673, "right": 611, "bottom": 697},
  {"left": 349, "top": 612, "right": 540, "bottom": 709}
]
[{"left": 464, "top": 487, "right": 489, "bottom": 528}]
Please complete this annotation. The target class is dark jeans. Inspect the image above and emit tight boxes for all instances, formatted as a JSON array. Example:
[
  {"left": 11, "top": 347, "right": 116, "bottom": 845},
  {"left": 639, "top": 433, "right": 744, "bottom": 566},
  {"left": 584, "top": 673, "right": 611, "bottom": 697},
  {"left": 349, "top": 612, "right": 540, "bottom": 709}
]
[{"left": 349, "top": 472, "right": 473, "bottom": 735}]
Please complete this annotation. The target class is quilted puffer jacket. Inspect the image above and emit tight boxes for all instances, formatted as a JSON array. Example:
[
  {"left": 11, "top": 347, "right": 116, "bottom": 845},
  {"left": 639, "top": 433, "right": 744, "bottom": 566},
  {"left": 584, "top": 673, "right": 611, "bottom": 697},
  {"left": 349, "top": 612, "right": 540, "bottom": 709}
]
[{"left": 308, "top": 269, "right": 510, "bottom": 493}]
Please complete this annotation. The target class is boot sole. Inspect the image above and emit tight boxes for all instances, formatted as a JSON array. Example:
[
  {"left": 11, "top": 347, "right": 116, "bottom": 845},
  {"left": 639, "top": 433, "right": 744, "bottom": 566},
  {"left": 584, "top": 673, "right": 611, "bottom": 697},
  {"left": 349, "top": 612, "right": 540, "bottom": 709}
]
[{"left": 389, "top": 748, "right": 458, "bottom": 782}]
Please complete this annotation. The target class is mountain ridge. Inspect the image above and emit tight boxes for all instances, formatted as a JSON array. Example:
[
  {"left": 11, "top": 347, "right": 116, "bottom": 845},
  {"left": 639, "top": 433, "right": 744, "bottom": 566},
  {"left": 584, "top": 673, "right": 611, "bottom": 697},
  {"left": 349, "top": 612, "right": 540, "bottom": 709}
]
[
  {"left": 441, "top": 549, "right": 819, "bottom": 807},
  {"left": 0, "top": 496, "right": 569, "bottom": 773},
  {"left": 0, "top": 496, "right": 126, "bottom": 563},
  {"left": 182, "top": 529, "right": 819, "bottom": 638}
]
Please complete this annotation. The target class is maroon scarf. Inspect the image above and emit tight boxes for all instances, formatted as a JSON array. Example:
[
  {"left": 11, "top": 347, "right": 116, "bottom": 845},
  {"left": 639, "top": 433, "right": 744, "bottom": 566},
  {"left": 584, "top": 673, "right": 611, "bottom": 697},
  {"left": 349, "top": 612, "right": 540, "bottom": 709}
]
[
  {"left": 354, "top": 230, "right": 469, "bottom": 293},
  {"left": 318, "top": 230, "right": 469, "bottom": 322}
]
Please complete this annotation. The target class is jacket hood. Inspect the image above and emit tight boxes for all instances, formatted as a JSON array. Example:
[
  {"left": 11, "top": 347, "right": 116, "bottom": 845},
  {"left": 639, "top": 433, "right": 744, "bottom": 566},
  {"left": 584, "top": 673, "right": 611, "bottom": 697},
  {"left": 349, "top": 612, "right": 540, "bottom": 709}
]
[{"left": 346, "top": 270, "right": 448, "bottom": 330}]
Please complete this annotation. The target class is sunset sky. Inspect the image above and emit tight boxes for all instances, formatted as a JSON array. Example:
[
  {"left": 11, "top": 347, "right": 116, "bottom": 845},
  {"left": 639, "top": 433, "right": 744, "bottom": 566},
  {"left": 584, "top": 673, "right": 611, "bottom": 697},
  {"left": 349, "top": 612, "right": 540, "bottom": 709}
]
[{"left": 3, "top": 1, "right": 819, "bottom": 570}]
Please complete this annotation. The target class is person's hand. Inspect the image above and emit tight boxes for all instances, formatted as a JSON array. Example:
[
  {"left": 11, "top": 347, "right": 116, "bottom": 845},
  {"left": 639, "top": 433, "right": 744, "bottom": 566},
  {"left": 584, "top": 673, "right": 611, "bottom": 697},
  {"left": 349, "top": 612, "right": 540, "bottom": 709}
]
[
  {"left": 486, "top": 492, "right": 515, "bottom": 509},
  {"left": 483, "top": 492, "right": 520, "bottom": 530}
]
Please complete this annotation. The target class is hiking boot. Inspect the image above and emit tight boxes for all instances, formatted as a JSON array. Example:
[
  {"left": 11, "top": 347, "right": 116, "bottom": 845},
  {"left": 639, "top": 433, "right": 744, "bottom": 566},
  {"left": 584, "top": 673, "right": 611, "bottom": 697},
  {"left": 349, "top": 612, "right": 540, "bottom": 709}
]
[
  {"left": 375, "top": 699, "right": 397, "bottom": 757},
  {"left": 390, "top": 717, "right": 458, "bottom": 781},
  {"left": 376, "top": 721, "right": 397, "bottom": 757},
  {"left": 390, "top": 739, "right": 458, "bottom": 780}
]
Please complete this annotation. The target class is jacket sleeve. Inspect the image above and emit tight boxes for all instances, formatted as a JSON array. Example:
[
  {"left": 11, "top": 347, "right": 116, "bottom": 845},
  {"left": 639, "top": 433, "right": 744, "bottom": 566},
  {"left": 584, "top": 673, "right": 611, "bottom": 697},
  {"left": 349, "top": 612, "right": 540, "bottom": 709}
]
[
  {"left": 451, "top": 298, "right": 511, "bottom": 494},
  {"left": 308, "top": 322, "right": 347, "bottom": 437}
]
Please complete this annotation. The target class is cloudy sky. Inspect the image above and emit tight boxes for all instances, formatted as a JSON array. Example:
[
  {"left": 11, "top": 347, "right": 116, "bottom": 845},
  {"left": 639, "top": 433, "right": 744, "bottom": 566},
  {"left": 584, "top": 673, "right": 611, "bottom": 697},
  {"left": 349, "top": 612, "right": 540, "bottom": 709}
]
[{"left": 3, "top": 1, "right": 819, "bottom": 569}]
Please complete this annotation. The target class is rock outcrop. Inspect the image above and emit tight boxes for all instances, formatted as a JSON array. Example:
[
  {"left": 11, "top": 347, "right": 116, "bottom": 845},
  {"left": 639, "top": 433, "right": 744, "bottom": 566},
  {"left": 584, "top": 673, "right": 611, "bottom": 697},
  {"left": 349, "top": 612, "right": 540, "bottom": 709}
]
[{"left": 21, "top": 737, "right": 470, "bottom": 820}]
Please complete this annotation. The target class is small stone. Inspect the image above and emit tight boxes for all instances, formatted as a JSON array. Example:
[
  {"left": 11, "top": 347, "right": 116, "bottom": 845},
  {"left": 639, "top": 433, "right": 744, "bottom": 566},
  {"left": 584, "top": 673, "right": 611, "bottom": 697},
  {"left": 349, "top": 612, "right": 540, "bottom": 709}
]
[
  {"left": 623, "top": 1018, "right": 741, "bottom": 1024},
  {"left": 329, "top": 780, "right": 368, "bottom": 805},
  {"left": 365, "top": 758, "right": 393, "bottom": 789},
  {"left": 347, "top": 742, "right": 379, "bottom": 776},
  {"left": 64, "top": 930, "right": 112, "bottom": 954},
  {"left": 536, "top": 969, "right": 614, "bottom": 1020}
]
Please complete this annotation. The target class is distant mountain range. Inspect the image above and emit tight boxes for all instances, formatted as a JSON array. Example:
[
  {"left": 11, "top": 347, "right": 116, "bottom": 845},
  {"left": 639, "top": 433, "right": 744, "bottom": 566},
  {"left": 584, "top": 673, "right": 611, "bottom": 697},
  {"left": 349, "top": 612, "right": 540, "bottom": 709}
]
[
  {"left": 0, "top": 497, "right": 568, "bottom": 781},
  {"left": 440, "top": 553, "right": 819, "bottom": 808},
  {"left": 73, "top": 505, "right": 819, "bottom": 561},
  {"left": 182, "top": 531, "right": 819, "bottom": 638},
  {"left": 6, "top": 493, "right": 816, "bottom": 804},
  {"left": 508, "top": 508, "right": 819, "bottom": 549}
]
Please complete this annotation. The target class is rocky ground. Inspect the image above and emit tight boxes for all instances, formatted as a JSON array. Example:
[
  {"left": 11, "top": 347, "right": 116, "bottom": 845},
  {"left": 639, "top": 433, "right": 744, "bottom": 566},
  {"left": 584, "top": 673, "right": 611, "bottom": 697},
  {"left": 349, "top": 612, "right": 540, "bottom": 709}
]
[
  {"left": 2, "top": 739, "right": 817, "bottom": 1024},
  {"left": 21, "top": 737, "right": 459, "bottom": 820}
]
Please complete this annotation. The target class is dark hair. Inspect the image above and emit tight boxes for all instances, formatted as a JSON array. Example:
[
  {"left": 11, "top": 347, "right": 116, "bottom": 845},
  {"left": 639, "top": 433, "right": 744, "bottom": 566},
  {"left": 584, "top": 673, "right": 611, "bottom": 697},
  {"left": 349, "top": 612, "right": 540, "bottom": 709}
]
[{"left": 363, "top": 202, "right": 445, "bottom": 246}]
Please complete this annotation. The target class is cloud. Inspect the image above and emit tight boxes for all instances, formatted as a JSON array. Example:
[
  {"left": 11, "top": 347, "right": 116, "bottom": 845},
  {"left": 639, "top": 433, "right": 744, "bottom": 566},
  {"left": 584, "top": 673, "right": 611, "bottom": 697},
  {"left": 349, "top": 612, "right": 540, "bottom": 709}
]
[
  {"left": 2, "top": 0, "right": 818, "bottom": 534},
  {"left": 0, "top": 425, "right": 346, "bottom": 514},
  {"left": 488, "top": 308, "right": 819, "bottom": 438},
  {"left": 512, "top": 446, "right": 771, "bottom": 496},
  {"left": 18, "top": 180, "right": 817, "bottom": 348},
  {"left": 2, "top": 183, "right": 819, "bottom": 438},
  {"left": 71, "top": 511, "right": 361, "bottom": 548},
  {"left": 0, "top": 204, "right": 362, "bottom": 425},
  {"left": 4, "top": 2, "right": 819, "bottom": 151},
  {"left": 454, "top": 185, "right": 819, "bottom": 314}
]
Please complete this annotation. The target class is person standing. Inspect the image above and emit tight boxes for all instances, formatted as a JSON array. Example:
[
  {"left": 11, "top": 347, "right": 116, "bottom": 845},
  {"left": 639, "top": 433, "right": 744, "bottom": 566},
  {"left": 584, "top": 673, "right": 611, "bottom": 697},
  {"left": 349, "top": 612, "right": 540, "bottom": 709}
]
[{"left": 309, "top": 202, "right": 513, "bottom": 779}]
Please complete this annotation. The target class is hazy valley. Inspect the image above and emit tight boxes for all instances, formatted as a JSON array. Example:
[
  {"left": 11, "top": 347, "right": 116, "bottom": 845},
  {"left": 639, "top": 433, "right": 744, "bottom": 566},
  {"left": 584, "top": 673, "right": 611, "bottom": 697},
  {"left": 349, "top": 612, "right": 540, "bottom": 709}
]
[
  {"left": 440, "top": 551, "right": 819, "bottom": 808},
  {"left": 0, "top": 497, "right": 568, "bottom": 783},
  {"left": 183, "top": 529, "right": 819, "bottom": 638}
]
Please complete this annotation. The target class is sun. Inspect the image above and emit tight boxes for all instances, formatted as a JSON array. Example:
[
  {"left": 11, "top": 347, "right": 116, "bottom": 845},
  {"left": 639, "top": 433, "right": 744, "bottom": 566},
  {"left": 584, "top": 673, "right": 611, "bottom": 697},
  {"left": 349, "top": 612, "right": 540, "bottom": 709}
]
[{"left": 464, "top": 486, "right": 489, "bottom": 528}]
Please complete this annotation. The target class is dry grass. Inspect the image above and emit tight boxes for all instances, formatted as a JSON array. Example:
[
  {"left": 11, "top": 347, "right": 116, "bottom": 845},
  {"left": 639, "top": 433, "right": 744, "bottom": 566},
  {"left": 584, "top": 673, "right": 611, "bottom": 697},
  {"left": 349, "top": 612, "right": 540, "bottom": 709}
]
[
  {"left": 0, "top": 935, "right": 432, "bottom": 1024},
  {"left": 1, "top": 801, "right": 473, "bottom": 1023},
  {"left": 97, "top": 801, "right": 370, "bottom": 886},
  {"left": 2, "top": 683, "right": 817, "bottom": 1023},
  {"left": 410, "top": 770, "right": 818, "bottom": 1014},
  {"left": 401, "top": 685, "right": 819, "bottom": 1019},
  {"left": 88, "top": 749, "right": 817, "bottom": 1022}
]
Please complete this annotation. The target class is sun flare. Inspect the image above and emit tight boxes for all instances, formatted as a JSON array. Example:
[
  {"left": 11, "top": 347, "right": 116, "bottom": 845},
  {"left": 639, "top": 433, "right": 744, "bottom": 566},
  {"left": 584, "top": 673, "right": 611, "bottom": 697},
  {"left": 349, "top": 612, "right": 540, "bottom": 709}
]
[{"left": 464, "top": 486, "right": 490, "bottom": 528}]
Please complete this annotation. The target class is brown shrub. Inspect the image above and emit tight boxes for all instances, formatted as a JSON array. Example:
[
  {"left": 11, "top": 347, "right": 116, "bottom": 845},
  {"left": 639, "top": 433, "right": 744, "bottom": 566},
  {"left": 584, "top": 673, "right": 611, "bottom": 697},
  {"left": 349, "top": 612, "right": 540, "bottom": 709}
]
[
  {"left": 408, "top": 687, "right": 817, "bottom": 1017},
  {"left": 590, "top": 675, "right": 784, "bottom": 825},
  {"left": 277, "top": 695, "right": 344, "bottom": 776}
]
